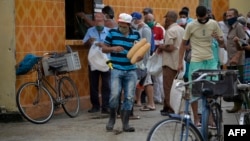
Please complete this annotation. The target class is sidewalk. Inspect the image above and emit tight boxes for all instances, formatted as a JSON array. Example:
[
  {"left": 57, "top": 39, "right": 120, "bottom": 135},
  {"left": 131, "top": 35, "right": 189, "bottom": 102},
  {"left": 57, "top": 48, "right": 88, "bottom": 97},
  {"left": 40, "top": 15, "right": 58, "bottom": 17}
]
[{"left": 0, "top": 101, "right": 237, "bottom": 141}]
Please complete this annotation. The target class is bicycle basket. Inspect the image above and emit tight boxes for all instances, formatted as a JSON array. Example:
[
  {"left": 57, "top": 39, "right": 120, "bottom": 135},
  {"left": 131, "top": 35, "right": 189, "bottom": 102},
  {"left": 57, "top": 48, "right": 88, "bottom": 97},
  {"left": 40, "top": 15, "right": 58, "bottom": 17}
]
[
  {"left": 191, "top": 69, "right": 238, "bottom": 97},
  {"left": 42, "top": 52, "right": 81, "bottom": 76}
]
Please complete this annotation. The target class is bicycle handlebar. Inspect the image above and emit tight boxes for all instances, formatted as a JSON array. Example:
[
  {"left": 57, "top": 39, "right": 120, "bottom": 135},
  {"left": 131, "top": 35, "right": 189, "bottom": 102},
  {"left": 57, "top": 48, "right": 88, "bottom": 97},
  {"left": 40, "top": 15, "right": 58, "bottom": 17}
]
[
  {"left": 176, "top": 73, "right": 216, "bottom": 88},
  {"left": 43, "top": 46, "right": 73, "bottom": 58}
]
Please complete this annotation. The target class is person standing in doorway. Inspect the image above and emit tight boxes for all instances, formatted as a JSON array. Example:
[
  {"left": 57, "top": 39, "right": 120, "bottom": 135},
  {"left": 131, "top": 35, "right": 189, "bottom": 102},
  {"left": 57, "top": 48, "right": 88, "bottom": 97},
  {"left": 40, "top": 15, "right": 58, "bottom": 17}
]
[{"left": 82, "top": 13, "right": 111, "bottom": 114}]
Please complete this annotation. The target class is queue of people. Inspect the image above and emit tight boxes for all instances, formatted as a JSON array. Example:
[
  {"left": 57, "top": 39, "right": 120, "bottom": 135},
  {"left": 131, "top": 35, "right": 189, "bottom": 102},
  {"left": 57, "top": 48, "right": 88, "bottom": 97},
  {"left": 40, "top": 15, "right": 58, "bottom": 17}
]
[{"left": 77, "top": 5, "right": 250, "bottom": 132}]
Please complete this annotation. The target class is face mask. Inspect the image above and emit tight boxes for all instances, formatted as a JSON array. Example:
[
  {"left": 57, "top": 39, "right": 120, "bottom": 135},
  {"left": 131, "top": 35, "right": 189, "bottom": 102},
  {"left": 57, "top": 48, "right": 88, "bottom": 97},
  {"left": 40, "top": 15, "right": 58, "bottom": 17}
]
[
  {"left": 197, "top": 17, "right": 209, "bottom": 24},
  {"left": 146, "top": 21, "right": 154, "bottom": 28},
  {"left": 119, "top": 27, "right": 129, "bottom": 34},
  {"left": 227, "top": 17, "right": 237, "bottom": 26},
  {"left": 131, "top": 21, "right": 139, "bottom": 29},
  {"left": 178, "top": 18, "right": 187, "bottom": 25},
  {"left": 96, "top": 26, "right": 104, "bottom": 31}
]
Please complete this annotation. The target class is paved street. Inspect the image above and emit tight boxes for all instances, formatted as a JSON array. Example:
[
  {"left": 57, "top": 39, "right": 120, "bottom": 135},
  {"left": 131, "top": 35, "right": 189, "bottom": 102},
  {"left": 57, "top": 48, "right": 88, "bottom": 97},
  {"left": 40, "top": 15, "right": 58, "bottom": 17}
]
[{"left": 0, "top": 101, "right": 238, "bottom": 141}]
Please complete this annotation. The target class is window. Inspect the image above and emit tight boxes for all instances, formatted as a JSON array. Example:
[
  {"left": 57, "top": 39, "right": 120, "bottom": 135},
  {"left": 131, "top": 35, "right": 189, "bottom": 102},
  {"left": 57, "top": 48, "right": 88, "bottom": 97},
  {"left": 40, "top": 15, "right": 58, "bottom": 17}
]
[{"left": 65, "top": 0, "right": 94, "bottom": 39}]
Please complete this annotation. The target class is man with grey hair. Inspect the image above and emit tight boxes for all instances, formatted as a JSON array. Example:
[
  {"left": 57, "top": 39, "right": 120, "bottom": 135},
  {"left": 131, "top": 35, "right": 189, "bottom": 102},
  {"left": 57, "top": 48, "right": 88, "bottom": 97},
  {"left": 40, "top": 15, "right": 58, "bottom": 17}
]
[
  {"left": 144, "top": 13, "right": 165, "bottom": 105},
  {"left": 158, "top": 11, "right": 185, "bottom": 116}
]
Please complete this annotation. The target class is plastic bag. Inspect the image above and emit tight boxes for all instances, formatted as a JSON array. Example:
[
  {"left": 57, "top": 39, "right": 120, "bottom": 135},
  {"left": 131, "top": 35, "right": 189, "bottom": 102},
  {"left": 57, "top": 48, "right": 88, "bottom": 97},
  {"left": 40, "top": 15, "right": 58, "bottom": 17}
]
[
  {"left": 219, "top": 48, "right": 228, "bottom": 65},
  {"left": 146, "top": 53, "right": 162, "bottom": 76},
  {"left": 170, "top": 75, "right": 185, "bottom": 114},
  {"left": 16, "top": 54, "right": 40, "bottom": 75},
  {"left": 88, "top": 42, "right": 109, "bottom": 72}
]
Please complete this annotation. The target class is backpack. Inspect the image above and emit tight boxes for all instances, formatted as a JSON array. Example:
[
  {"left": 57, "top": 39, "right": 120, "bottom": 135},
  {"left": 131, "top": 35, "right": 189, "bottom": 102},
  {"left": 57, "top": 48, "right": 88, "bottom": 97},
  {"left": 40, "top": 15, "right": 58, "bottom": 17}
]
[{"left": 16, "top": 54, "right": 40, "bottom": 75}]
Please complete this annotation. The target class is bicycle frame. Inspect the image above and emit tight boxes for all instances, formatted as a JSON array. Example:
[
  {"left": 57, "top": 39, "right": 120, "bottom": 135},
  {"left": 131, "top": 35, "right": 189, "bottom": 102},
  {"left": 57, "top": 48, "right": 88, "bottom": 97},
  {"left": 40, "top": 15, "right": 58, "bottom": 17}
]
[
  {"left": 36, "top": 60, "right": 63, "bottom": 104},
  {"left": 169, "top": 90, "right": 211, "bottom": 141}
]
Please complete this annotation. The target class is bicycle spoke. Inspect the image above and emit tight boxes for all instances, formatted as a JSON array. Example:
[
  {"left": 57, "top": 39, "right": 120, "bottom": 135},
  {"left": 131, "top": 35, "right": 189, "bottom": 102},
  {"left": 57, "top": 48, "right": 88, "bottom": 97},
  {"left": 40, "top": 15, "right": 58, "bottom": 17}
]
[
  {"left": 16, "top": 82, "right": 54, "bottom": 124},
  {"left": 147, "top": 118, "right": 202, "bottom": 141},
  {"left": 59, "top": 76, "right": 80, "bottom": 117}
]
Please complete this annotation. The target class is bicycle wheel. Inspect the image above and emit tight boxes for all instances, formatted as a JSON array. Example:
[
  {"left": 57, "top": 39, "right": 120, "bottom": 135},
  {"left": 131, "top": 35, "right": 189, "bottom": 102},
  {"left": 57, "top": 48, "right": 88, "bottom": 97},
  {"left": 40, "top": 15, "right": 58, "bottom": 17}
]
[
  {"left": 16, "top": 82, "right": 54, "bottom": 124},
  {"left": 209, "top": 102, "right": 223, "bottom": 141},
  {"left": 147, "top": 118, "right": 203, "bottom": 141},
  {"left": 59, "top": 76, "right": 80, "bottom": 117}
]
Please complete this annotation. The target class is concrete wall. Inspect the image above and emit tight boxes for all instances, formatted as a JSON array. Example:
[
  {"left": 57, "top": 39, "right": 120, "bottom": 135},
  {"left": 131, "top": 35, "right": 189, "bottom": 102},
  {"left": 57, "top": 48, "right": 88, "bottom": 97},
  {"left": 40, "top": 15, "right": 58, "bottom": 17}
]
[
  {"left": 229, "top": 0, "right": 250, "bottom": 16},
  {"left": 0, "top": 0, "right": 16, "bottom": 112}
]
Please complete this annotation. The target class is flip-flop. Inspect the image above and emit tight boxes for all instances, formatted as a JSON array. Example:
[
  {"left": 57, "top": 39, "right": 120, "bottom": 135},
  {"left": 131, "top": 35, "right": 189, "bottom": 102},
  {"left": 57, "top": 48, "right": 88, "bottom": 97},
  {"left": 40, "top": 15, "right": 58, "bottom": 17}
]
[
  {"left": 140, "top": 105, "right": 156, "bottom": 111},
  {"left": 134, "top": 104, "right": 142, "bottom": 107}
]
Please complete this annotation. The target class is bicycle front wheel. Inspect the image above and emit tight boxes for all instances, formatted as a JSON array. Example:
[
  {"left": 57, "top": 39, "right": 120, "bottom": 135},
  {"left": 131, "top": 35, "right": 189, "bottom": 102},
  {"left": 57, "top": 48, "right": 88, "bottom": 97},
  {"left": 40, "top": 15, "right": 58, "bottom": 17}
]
[
  {"left": 210, "top": 102, "right": 223, "bottom": 141},
  {"left": 16, "top": 82, "right": 54, "bottom": 124},
  {"left": 59, "top": 76, "right": 80, "bottom": 117},
  {"left": 147, "top": 118, "right": 203, "bottom": 141}
]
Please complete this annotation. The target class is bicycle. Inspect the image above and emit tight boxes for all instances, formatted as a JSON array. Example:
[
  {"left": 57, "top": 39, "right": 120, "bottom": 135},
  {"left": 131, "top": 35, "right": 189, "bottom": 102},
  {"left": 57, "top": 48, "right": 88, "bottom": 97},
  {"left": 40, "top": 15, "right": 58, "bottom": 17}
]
[
  {"left": 235, "top": 82, "right": 250, "bottom": 125},
  {"left": 147, "top": 69, "right": 238, "bottom": 141},
  {"left": 16, "top": 47, "right": 81, "bottom": 124}
]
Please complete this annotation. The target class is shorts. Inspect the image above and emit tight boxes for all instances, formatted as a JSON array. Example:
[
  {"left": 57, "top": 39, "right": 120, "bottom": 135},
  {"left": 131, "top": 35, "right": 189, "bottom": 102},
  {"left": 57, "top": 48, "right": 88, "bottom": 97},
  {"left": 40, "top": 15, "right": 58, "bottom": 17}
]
[{"left": 138, "top": 73, "right": 153, "bottom": 86}]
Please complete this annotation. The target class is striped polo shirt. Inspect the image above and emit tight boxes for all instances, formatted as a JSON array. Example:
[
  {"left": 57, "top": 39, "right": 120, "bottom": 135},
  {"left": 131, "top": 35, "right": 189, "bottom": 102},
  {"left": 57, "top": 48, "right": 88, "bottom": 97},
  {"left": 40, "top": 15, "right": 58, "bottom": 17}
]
[{"left": 104, "top": 28, "right": 140, "bottom": 70}]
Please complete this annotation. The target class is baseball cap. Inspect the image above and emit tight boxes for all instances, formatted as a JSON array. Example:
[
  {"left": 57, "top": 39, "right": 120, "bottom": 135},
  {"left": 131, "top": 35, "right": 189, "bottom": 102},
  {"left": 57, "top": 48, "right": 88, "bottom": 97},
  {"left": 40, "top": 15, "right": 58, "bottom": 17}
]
[
  {"left": 118, "top": 13, "right": 132, "bottom": 24},
  {"left": 131, "top": 12, "right": 142, "bottom": 20},
  {"left": 142, "top": 7, "right": 153, "bottom": 15}
]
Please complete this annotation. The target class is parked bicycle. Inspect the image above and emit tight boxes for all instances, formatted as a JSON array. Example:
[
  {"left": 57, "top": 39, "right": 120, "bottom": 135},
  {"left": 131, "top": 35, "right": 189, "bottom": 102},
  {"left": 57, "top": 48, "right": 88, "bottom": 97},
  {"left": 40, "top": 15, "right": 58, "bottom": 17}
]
[
  {"left": 16, "top": 47, "right": 81, "bottom": 124},
  {"left": 146, "top": 69, "right": 238, "bottom": 141},
  {"left": 235, "top": 82, "right": 250, "bottom": 125}
]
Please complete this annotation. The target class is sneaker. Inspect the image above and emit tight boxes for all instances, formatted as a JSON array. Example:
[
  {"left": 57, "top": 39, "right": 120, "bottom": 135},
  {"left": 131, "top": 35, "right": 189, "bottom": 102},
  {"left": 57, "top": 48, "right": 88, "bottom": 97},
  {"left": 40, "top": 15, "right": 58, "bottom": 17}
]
[
  {"left": 88, "top": 107, "right": 100, "bottom": 113},
  {"left": 160, "top": 109, "right": 174, "bottom": 116},
  {"left": 160, "top": 109, "right": 169, "bottom": 116}
]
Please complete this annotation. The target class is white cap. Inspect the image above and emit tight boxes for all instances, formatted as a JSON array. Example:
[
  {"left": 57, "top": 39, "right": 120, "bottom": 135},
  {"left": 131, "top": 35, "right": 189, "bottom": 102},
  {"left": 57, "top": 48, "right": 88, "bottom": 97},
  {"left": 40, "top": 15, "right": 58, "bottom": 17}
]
[{"left": 118, "top": 13, "right": 132, "bottom": 24}]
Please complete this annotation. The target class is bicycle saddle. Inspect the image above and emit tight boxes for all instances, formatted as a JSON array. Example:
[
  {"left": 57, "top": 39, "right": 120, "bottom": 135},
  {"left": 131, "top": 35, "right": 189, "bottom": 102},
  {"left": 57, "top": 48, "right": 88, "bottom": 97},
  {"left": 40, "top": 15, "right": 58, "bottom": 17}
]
[
  {"left": 48, "top": 65, "right": 63, "bottom": 72},
  {"left": 237, "top": 84, "right": 250, "bottom": 91}
]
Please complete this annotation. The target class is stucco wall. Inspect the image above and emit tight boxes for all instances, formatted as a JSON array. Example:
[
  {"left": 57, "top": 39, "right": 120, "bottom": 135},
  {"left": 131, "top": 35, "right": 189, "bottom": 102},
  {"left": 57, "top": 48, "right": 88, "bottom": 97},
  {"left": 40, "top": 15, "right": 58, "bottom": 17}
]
[
  {"left": 229, "top": 0, "right": 250, "bottom": 16},
  {"left": 0, "top": 0, "right": 16, "bottom": 112}
]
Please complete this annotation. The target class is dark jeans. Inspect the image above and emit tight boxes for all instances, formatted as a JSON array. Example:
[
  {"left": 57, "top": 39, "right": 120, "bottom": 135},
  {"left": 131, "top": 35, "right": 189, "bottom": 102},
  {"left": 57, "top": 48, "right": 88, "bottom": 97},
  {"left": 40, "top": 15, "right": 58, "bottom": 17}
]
[{"left": 88, "top": 66, "right": 111, "bottom": 109}]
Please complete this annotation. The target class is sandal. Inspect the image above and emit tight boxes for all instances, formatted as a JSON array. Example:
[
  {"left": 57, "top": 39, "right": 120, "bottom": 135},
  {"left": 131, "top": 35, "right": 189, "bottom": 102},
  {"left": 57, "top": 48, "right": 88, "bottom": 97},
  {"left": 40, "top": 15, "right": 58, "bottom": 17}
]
[{"left": 140, "top": 105, "right": 156, "bottom": 111}]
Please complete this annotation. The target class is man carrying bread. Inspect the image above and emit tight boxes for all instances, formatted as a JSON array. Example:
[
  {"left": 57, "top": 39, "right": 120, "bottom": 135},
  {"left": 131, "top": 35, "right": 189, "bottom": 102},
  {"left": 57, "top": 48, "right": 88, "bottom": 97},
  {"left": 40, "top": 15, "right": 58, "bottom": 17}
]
[{"left": 100, "top": 13, "right": 141, "bottom": 132}]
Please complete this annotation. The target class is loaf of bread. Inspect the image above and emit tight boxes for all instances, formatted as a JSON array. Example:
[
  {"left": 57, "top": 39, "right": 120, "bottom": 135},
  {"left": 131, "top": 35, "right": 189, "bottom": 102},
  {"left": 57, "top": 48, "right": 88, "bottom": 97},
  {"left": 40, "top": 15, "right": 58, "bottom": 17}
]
[
  {"left": 127, "top": 38, "right": 147, "bottom": 59},
  {"left": 130, "top": 42, "right": 150, "bottom": 64}
]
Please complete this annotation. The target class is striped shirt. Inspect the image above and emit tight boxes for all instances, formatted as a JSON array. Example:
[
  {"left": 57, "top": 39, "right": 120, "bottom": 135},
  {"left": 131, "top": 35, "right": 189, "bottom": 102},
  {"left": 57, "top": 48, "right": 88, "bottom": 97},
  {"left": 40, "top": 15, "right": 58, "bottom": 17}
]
[{"left": 104, "top": 28, "right": 140, "bottom": 70}]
